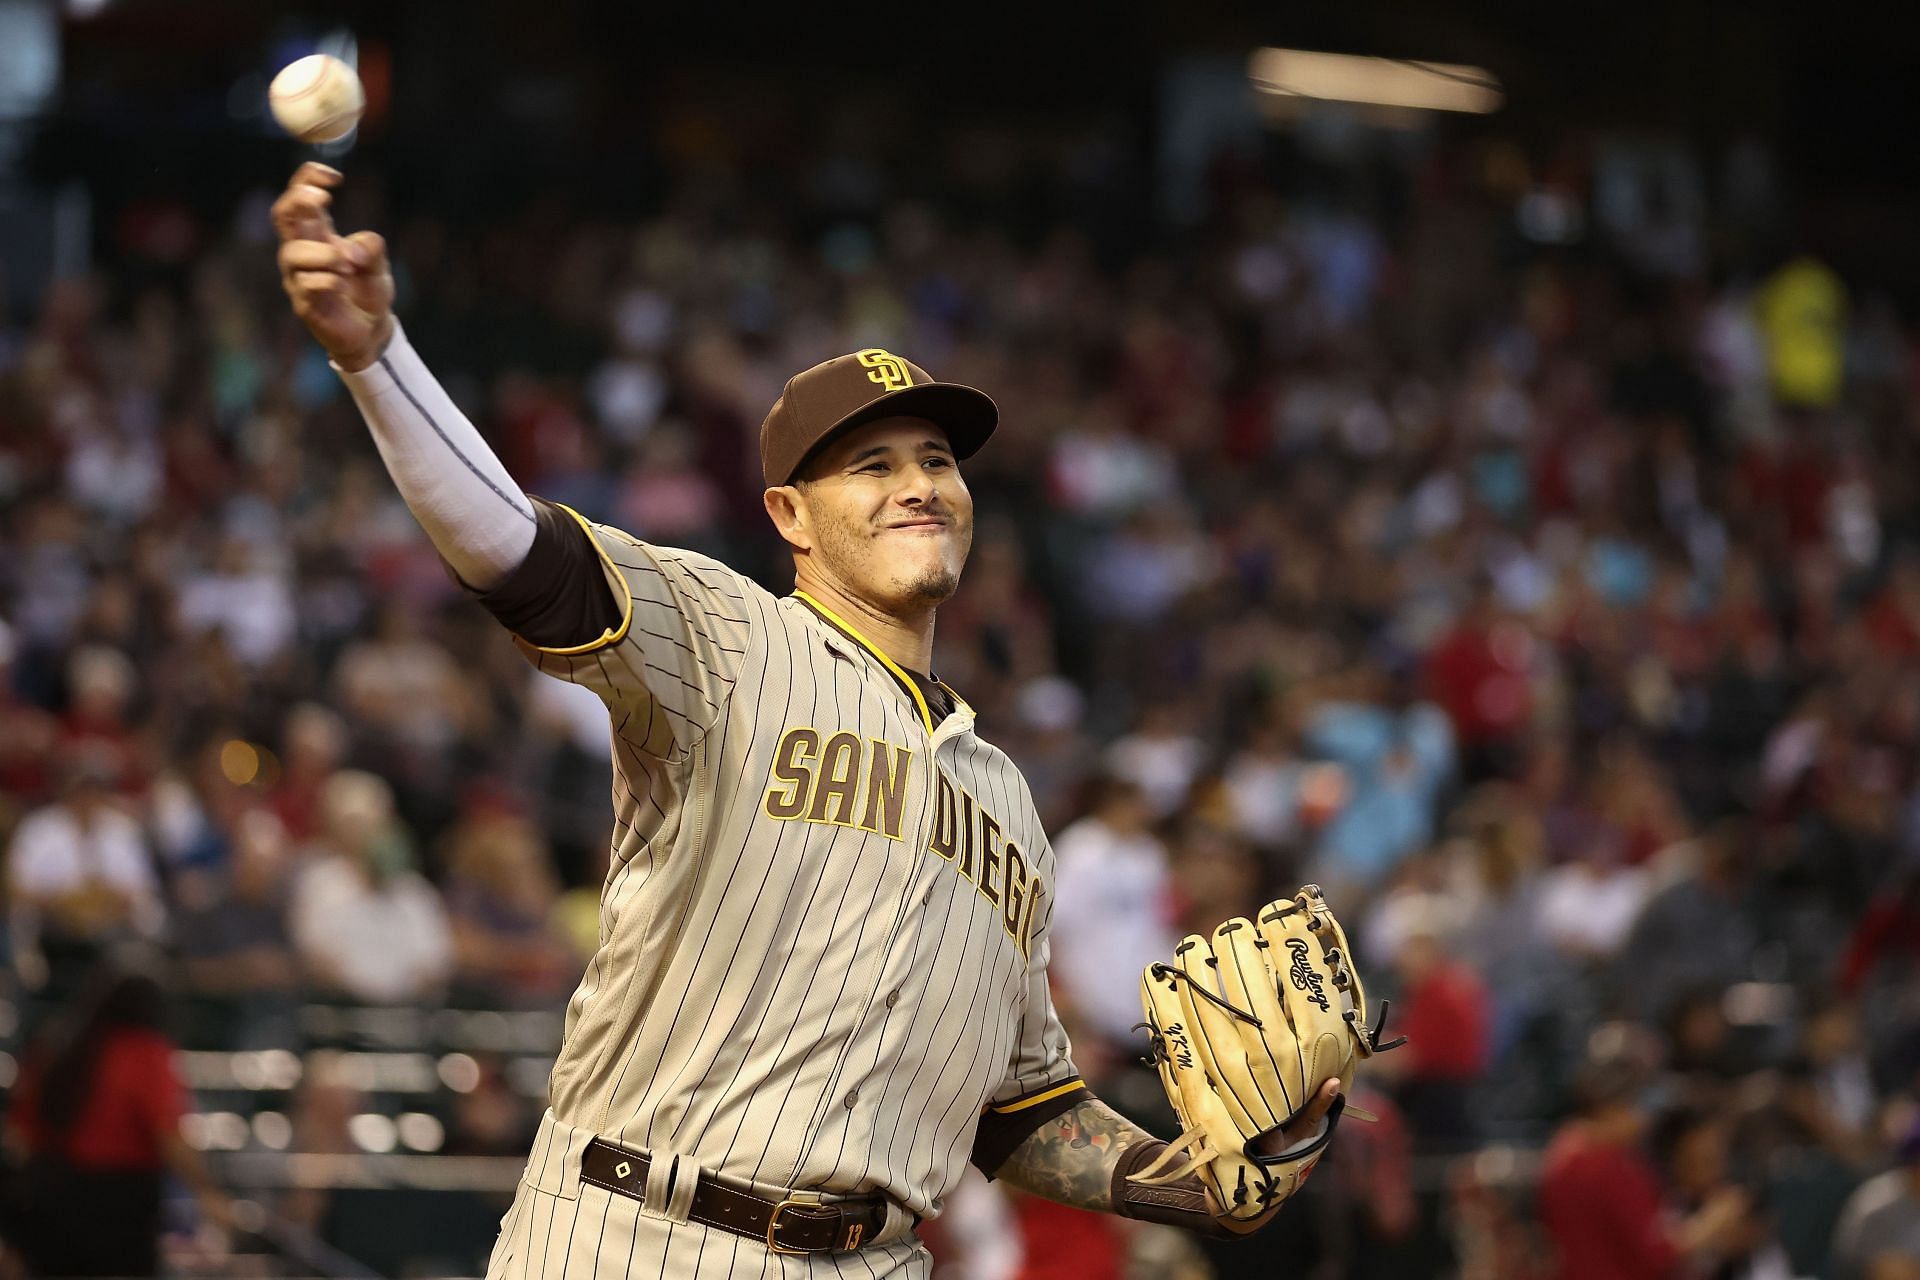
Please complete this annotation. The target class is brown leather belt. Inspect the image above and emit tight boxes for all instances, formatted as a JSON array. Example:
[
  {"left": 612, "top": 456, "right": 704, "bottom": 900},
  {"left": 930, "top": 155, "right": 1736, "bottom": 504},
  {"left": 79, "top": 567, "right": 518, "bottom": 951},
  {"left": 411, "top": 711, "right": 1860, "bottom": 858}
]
[{"left": 579, "top": 1138, "right": 891, "bottom": 1255}]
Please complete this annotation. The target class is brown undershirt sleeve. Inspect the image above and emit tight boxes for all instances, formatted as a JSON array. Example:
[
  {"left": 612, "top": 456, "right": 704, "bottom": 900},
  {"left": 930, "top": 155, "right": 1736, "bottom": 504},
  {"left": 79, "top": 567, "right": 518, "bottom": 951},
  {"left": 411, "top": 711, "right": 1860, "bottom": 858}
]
[
  {"left": 468, "top": 497, "right": 624, "bottom": 650},
  {"left": 970, "top": 1079, "right": 1089, "bottom": 1178}
]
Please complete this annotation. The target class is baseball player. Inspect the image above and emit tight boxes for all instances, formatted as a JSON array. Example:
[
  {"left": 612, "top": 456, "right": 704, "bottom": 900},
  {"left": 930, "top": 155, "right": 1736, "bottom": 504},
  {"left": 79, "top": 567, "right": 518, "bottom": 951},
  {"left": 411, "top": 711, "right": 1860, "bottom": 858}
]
[{"left": 273, "top": 162, "right": 1340, "bottom": 1277}]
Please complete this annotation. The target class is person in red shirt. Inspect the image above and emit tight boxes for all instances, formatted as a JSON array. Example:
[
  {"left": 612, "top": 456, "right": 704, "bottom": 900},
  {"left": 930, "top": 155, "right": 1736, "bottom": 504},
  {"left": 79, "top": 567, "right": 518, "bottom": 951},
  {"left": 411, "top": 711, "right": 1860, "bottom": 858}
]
[
  {"left": 1379, "top": 926, "right": 1493, "bottom": 1153},
  {"left": 1840, "top": 871, "right": 1920, "bottom": 997},
  {"left": 0, "top": 958, "right": 230, "bottom": 1277},
  {"left": 268, "top": 702, "right": 349, "bottom": 844},
  {"left": 1424, "top": 582, "right": 1536, "bottom": 783},
  {"left": 1538, "top": 1057, "right": 1748, "bottom": 1280},
  {"left": 54, "top": 647, "right": 147, "bottom": 800}
]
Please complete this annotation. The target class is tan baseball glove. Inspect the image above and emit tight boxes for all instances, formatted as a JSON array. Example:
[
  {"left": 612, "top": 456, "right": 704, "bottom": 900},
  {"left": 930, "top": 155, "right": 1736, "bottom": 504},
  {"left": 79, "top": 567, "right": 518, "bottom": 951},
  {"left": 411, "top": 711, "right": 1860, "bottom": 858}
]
[{"left": 1128, "top": 884, "right": 1403, "bottom": 1224}]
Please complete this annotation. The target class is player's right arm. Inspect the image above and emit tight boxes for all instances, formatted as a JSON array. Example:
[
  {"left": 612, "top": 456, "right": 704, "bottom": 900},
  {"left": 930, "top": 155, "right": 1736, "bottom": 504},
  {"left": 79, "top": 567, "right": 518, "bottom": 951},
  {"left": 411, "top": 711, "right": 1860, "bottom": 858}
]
[
  {"left": 275, "top": 163, "right": 539, "bottom": 592},
  {"left": 276, "top": 164, "right": 750, "bottom": 748}
]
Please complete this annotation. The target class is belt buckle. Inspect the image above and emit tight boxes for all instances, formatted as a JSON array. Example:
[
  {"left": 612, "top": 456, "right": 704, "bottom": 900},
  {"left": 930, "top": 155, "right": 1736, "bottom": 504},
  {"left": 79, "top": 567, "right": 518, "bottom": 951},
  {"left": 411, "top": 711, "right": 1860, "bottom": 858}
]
[{"left": 766, "top": 1198, "right": 811, "bottom": 1256}]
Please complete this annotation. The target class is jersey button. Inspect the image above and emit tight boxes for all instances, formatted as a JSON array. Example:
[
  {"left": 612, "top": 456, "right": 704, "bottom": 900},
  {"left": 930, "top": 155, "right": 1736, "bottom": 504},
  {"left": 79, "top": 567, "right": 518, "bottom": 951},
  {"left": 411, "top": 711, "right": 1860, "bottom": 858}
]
[
  {"left": 844, "top": 1089, "right": 859, "bottom": 1109},
  {"left": 885, "top": 990, "right": 900, "bottom": 1008}
]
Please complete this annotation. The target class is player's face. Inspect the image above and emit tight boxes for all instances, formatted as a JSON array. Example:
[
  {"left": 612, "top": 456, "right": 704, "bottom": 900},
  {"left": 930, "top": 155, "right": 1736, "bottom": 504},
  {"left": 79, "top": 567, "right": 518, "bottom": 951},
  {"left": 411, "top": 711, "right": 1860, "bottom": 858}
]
[{"left": 776, "top": 417, "right": 974, "bottom": 612}]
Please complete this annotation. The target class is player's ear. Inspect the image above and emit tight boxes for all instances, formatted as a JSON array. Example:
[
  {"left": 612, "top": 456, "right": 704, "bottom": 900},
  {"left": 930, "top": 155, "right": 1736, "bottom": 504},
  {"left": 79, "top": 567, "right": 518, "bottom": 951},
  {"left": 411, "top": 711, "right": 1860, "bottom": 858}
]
[{"left": 763, "top": 485, "right": 814, "bottom": 553}]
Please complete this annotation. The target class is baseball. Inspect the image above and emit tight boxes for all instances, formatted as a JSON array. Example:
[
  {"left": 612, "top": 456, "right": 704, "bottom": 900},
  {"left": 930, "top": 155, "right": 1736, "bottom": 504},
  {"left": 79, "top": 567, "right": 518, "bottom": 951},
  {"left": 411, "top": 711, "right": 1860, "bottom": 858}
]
[{"left": 269, "top": 54, "right": 364, "bottom": 144}]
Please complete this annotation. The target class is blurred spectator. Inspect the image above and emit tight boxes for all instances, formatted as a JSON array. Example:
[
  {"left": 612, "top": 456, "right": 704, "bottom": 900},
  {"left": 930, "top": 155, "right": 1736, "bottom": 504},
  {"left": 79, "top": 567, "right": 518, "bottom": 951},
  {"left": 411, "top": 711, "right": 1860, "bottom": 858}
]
[
  {"left": 175, "top": 534, "right": 296, "bottom": 669},
  {"left": 1447, "top": 789, "right": 1558, "bottom": 1055},
  {"left": 173, "top": 807, "right": 301, "bottom": 1048},
  {"left": 1762, "top": 1061, "right": 1877, "bottom": 1277},
  {"left": 277, "top": 1050, "right": 371, "bottom": 1242},
  {"left": 1004, "top": 677, "right": 1095, "bottom": 832},
  {"left": 1049, "top": 777, "right": 1178, "bottom": 1051},
  {"left": 1303, "top": 661, "right": 1456, "bottom": 895},
  {"left": 440, "top": 808, "right": 579, "bottom": 1006},
  {"left": 915, "top": 1169, "right": 1022, "bottom": 1280},
  {"left": 1841, "top": 872, "right": 1920, "bottom": 1091},
  {"left": 1104, "top": 704, "right": 1205, "bottom": 821},
  {"left": 0, "top": 622, "right": 59, "bottom": 816},
  {"left": 1085, "top": 502, "right": 1218, "bottom": 624},
  {"left": 1453, "top": 1154, "right": 1550, "bottom": 1280},
  {"left": 936, "top": 530, "right": 1059, "bottom": 698},
  {"left": 1618, "top": 820, "right": 1761, "bottom": 1021},
  {"left": 269, "top": 703, "right": 350, "bottom": 845},
  {"left": 55, "top": 647, "right": 145, "bottom": 798},
  {"left": 1375, "top": 912, "right": 1492, "bottom": 1153},
  {"left": 613, "top": 427, "right": 727, "bottom": 549},
  {"left": 1423, "top": 582, "right": 1536, "bottom": 783},
  {"left": 1313, "top": 1084, "right": 1421, "bottom": 1279},
  {"left": 289, "top": 771, "right": 453, "bottom": 1004},
  {"left": 332, "top": 602, "right": 465, "bottom": 758},
  {"left": 1755, "top": 257, "right": 1847, "bottom": 410},
  {"left": 441, "top": 1055, "right": 540, "bottom": 1159},
  {"left": 1538, "top": 1056, "right": 1752, "bottom": 1280},
  {"left": 1662, "top": 993, "right": 1747, "bottom": 1091},
  {"left": 1048, "top": 399, "right": 1176, "bottom": 521},
  {"left": 0, "top": 958, "right": 230, "bottom": 1277},
  {"left": 5, "top": 753, "right": 164, "bottom": 994},
  {"left": 146, "top": 729, "right": 259, "bottom": 874},
  {"left": 1650, "top": 1105, "right": 1795, "bottom": 1279},
  {"left": 1003, "top": 1185, "right": 1127, "bottom": 1280},
  {"left": 1220, "top": 706, "right": 1311, "bottom": 856},
  {"left": 1830, "top": 1117, "right": 1920, "bottom": 1280},
  {"left": 1166, "top": 821, "right": 1262, "bottom": 937},
  {"left": 1802, "top": 1004, "right": 1881, "bottom": 1157},
  {"left": 1535, "top": 833, "right": 1653, "bottom": 963},
  {"left": 553, "top": 837, "right": 611, "bottom": 968}
]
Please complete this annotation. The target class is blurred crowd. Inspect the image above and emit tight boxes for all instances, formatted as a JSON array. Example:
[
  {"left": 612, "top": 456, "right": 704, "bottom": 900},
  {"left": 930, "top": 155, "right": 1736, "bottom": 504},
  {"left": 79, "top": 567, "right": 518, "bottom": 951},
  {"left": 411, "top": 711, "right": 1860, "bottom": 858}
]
[{"left": 3, "top": 123, "right": 1920, "bottom": 1279}]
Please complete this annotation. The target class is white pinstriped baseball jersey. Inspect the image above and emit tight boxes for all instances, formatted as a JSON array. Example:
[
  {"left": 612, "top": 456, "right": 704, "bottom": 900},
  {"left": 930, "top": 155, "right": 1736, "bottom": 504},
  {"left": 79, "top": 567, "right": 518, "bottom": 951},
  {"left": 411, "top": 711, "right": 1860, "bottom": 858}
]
[{"left": 483, "top": 506, "right": 1080, "bottom": 1277}]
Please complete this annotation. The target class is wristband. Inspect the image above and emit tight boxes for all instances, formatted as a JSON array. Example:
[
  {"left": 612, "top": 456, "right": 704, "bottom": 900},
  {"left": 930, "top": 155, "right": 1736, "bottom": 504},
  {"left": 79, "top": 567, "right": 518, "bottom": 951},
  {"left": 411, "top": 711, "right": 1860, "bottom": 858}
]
[{"left": 1111, "top": 1139, "right": 1233, "bottom": 1238}]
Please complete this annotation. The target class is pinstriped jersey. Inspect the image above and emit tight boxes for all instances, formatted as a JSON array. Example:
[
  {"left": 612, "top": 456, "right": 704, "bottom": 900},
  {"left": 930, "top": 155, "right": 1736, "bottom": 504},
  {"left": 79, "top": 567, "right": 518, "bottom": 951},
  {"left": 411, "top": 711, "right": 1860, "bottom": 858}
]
[{"left": 506, "top": 505, "right": 1080, "bottom": 1220}]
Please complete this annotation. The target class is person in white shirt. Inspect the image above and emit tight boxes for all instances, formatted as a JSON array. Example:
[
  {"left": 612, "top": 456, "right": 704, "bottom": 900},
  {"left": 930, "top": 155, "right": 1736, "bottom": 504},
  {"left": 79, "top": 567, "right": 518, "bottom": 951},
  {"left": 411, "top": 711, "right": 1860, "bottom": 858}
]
[
  {"left": 288, "top": 770, "right": 452, "bottom": 1005},
  {"left": 7, "top": 756, "right": 165, "bottom": 970},
  {"left": 1047, "top": 776, "right": 1178, "bottom": 1049}
]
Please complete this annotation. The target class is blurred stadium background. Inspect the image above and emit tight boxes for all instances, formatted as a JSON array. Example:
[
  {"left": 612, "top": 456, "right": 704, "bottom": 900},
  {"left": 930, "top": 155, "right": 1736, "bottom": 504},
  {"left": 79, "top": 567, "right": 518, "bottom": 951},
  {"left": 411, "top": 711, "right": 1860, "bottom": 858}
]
[{"left": 2, "top": 0, "right": 1920, "bottom": 1276}]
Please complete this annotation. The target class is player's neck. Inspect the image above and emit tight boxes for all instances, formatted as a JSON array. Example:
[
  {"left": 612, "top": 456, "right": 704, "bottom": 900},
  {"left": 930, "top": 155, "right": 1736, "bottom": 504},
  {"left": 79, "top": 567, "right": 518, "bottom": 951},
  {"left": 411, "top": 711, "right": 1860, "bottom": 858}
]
[{"left": 792, "top": 574, "right": 937, "bottom": 675}]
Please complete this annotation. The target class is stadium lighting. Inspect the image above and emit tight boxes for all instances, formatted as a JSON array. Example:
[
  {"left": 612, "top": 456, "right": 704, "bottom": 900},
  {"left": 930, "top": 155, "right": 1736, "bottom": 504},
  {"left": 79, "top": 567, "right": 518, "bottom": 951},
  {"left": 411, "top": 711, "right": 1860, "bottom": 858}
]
[{"left": 1248, "top": 48, "right": 1503, "bottom": 114}]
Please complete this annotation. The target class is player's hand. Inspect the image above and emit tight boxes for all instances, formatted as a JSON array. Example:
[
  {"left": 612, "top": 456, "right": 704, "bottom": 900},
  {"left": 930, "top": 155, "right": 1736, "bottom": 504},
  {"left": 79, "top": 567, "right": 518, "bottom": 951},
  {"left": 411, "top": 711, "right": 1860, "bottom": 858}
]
[
  {"left": 1208, "top": 1077, "right": 1343, "bottom": 1234},
  {"left": 273, "top": 162, "right": 394, "bottom": 372}
]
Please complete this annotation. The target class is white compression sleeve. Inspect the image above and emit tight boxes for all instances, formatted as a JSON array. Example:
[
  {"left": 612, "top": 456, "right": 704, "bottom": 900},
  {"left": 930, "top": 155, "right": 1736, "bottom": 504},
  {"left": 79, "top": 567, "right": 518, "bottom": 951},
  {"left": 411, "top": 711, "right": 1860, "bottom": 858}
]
[{"left": 332, "top": 321, "right": 537, "bottom": 591}]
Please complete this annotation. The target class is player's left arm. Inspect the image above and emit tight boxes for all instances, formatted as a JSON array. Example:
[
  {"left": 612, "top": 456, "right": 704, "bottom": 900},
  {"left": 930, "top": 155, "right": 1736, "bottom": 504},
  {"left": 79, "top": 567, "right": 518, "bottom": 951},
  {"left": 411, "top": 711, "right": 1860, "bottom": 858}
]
[
  {"left": 970, "top": 837, "right": 1337, "bottom": 1235},
  {"left": 984, "top": 1093, "right": 1146, "bottom": 1212},
  {"left": 986, "top": 1083, "right": 1341, "bottom": 1233}
]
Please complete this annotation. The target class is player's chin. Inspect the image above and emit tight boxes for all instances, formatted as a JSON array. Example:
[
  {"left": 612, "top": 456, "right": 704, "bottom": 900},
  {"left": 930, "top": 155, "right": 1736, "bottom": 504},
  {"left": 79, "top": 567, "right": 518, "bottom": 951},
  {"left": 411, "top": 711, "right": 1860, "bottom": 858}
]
[{"left": 898, "top": 562, "right": 962, "bottom": 607}]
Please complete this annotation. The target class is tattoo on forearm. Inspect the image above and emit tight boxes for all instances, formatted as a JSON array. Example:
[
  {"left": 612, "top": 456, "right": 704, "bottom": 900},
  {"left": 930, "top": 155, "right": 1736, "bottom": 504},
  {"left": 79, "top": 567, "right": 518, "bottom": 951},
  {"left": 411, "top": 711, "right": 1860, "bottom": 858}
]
[{"left": 995, "top": 1099, "right": 1156, "bottom": 1212}]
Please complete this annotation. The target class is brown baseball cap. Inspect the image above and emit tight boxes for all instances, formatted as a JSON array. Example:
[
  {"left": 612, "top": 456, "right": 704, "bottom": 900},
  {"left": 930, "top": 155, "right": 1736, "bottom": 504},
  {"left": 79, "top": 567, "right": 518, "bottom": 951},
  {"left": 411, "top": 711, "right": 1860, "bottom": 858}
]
[{"left": 759, "top": 348, "right": 998, "bottom": 487}]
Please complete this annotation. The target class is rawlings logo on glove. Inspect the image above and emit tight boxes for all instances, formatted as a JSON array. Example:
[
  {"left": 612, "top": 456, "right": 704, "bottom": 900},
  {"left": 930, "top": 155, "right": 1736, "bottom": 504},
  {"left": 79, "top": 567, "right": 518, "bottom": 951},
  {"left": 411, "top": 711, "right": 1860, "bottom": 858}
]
[
  {"left": 1286, "top": 938, "right": 1331, "bottom": 1010},
  {"left": 1128, "top": 885, "right": 1403, "bottom": 1224}
]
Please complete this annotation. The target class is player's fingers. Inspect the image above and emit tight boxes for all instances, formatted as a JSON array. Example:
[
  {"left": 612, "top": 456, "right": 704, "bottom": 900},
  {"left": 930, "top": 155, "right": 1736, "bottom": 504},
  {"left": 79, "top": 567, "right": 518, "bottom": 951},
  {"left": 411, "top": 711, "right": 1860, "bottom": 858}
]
[
  {"left": 1247, "top": 1078, "right": 1342, "bottom": 1159},
  {"left": 290, "top": 161, "right": 343, "bottom": 189},
  {"left": 278, "top": 239, "right": 352, "bottom": 274},
  {"left": 288, "top": 270, "right": 349, "bottom": 296},
  {"left": 342, "top": 230, "right": 386, "bottom": 272},
  {"left": 270, "top": 183, "right": 336, "bottom": 243},
  {"left": 1301, "top": 1077, "right": 1341, "bottom": 1125},
  {"left": 271, "top": 182, "right": 332, "bottom": 222}
]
